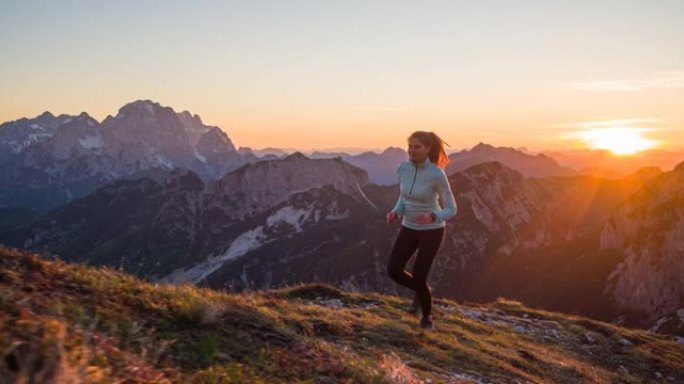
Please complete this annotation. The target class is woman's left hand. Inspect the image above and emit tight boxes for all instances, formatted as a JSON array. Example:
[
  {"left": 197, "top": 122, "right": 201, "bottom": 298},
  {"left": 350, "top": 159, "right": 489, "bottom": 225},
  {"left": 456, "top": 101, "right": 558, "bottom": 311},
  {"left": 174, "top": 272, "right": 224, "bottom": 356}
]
[{"left": 414, "top": 213, "right": 434, "bottom": 224}]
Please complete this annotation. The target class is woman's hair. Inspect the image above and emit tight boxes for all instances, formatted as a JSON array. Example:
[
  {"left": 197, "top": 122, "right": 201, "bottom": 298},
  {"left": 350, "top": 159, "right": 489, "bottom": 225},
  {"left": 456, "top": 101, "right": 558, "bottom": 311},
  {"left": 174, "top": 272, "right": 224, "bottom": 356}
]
[{"left": 409, "top": 131, "right": 450, "bottom": 169}]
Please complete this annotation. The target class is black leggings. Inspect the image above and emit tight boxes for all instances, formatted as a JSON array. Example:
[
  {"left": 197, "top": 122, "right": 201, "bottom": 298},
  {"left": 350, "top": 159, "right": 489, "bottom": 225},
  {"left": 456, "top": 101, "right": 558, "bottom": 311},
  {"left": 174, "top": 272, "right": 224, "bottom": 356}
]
[{"left": 387, "top": 226, "right": 445, "bottom": 317}]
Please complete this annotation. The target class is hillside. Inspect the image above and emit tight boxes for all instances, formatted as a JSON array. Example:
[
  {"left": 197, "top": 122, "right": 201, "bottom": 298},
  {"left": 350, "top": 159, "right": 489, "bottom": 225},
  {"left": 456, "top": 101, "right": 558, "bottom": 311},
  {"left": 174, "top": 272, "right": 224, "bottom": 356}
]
[{"left": 1, "top": 247, "right": 683, "bottom": 383}]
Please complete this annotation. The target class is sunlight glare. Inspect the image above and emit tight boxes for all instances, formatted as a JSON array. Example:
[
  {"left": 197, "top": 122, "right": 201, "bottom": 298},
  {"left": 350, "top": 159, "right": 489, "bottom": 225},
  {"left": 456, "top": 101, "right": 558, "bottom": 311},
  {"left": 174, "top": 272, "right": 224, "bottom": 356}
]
[{"left": 579, "top": 127, "right": 657, "bottom": 155}]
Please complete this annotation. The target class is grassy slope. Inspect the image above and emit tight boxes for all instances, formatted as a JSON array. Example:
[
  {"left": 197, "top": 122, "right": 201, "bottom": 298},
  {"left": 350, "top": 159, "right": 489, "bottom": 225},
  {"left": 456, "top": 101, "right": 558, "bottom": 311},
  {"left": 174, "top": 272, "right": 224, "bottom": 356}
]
[{"left": 1, "top": 246, "right": 682, "bottom": 384}]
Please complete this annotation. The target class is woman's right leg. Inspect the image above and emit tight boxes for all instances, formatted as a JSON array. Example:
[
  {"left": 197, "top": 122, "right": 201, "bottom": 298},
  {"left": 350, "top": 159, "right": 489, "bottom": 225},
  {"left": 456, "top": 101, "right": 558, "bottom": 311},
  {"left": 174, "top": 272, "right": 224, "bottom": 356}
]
[
  {"left": 411, "top": 228, "right": 445, "bottom": 318},
  {"left": 387, "top": 226, "right": 420, "bottom": 290}
]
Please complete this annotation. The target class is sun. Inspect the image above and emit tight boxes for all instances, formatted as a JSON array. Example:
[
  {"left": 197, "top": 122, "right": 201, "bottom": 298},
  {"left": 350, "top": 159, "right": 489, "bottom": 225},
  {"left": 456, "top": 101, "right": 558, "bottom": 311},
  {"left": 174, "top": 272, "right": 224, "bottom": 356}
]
[{"left": 579, "top": 127, "right": 657, "bottom": 155}]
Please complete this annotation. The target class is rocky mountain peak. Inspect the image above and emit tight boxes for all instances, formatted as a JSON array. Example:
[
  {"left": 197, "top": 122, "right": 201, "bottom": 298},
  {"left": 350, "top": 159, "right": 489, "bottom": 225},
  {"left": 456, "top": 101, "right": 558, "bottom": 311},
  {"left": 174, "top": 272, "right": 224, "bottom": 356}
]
[
  {"left": 37, "top": 111, "right": 55, "bottom": 120},
  {"left": 459, "top": 161, "right": 520, "bottom": 181},
  {"left": 381, "top": 146, "right": 405, "bottom": 156},
  {"left": 675, "top": 160, "right": 684, "bottom": 173},
  {"left": 76, "top": 111, "right": 95, "bottom": 120},
  {"left": 117, "top": 99, "right": 163, "bottom": 114},
  {"left": 447, "top": 143, "right": 574, "bottom": 178},
  {"left": 284, "top": 152, "right": 310, "bottom": 161},
  {"left": 196, "top": 128, "right": 234, "bottom": 152},
  {"left": 601, "top": 164, "right": 684, "bottom": 320},
  {"left": 0, "top": 100, "right": 248, "bottom": 210},
  {"left": 626, "top": 166, "right": 663, "bottom": 182},
  {"left": 210, "top": 156, "right": 370, "bottom": 218},
  {"left": 471, "top": 142, "right": 496, "bottom": 152},
  {"left": 176, "top": 110, "right": 204, "bottom": 126}
]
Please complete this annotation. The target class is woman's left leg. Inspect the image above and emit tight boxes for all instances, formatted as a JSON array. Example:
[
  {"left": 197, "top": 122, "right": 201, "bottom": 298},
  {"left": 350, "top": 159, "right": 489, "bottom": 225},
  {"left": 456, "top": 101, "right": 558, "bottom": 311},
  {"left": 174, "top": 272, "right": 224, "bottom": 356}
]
[{"left": 411, "top": 227, "right": 445, "bottom": 318}]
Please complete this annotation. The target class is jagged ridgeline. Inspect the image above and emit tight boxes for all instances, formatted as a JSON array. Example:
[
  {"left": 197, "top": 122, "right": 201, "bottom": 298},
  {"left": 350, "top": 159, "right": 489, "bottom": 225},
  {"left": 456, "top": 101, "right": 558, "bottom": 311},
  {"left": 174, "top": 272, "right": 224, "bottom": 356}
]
[
  {"left": 2, "top": 100, "right": 684, "bottom": 348},
  {"left": 5, "top": 155, "right": 684, "bottom": 335},
  {"left": 0, "top": 101, "right": 247, "bottom": 212},
  {"left": 1, "top": 247, "right": 683, "bottom": 383}
]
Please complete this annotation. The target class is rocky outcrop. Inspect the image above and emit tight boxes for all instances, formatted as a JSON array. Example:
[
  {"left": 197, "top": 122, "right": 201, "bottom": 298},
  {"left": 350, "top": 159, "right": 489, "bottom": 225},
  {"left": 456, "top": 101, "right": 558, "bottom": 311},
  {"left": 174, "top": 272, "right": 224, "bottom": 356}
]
[
  {"left": 601, "top": 161, "right": 684, "bottom": 320},
  {"left": 208, "top": 153, "right": 370, "bottom": 219}
]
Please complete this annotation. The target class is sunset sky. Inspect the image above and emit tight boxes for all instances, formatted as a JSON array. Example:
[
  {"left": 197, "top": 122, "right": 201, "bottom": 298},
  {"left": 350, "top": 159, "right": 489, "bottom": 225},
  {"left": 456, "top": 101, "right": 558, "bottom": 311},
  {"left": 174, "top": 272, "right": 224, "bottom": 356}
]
[{"left": 1, "top": 0, "right": 683, "bottom": 152}]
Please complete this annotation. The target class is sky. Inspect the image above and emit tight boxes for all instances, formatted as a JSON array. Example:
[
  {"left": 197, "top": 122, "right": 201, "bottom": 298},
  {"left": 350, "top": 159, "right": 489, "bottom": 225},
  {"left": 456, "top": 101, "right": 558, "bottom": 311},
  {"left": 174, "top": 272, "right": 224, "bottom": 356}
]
[{"left": 1, "top": 0, "right": 683, "bottom": 152}]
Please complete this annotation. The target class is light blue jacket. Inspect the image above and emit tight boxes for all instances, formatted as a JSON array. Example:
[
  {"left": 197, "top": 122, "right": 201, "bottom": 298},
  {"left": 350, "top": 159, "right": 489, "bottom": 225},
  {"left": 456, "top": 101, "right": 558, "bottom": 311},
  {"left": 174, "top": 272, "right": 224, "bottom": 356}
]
[{"left": 391, "top": 159, "right": 457, "bottom": 230}]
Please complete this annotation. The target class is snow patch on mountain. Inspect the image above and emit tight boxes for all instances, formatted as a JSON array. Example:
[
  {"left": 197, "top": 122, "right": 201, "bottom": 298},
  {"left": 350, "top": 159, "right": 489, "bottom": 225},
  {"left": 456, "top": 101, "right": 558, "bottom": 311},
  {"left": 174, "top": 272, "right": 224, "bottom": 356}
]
[
  {"left": 162, "top": 226, "right": 266, "bottom": 284},
  {"left": 326, "top": 211, "right": 350, "bottom": 220},
  {"left": 266, "top": 206, "right": 311, "bottom": 232},
  {"left": 8, "top": 132, "right": 54, "bottom": 153},
  {"left": 155, "top": 155, "right": 174, "bottom": 169},
  {"left": 193, "top": 148, "right": 207, "bottom": 163},
  {"left": 79, "top": 135, "right": 104, "bottom": 150},
  {"left": 161, "top": 204, "right": 319, "bottom": 284},
  {"left": 356, "top": 183, "right": 378, "bottom": 210}
]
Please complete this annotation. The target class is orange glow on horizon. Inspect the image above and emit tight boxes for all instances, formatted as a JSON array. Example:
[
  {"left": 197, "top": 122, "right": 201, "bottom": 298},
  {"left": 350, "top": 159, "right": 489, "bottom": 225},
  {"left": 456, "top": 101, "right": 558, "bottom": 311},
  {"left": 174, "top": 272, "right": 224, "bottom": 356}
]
[{"left": 577, "top": 127, "right": 659, "bottom": 155}]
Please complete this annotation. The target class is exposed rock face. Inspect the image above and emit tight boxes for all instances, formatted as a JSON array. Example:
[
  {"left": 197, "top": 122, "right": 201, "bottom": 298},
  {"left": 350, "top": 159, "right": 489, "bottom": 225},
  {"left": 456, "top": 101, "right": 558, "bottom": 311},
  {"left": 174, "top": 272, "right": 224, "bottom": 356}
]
[
  {"left": 208, "top": 153, "right": 370, "bottom": 219},
  {"left": 7, "top": 155, "right": 374, "bottom": 280},
  {"left": 0, "top": 100, "right": 246, "bottom": 211},
  {"left": 0, "top": 111, "right": 71, "bottom": 160},
  {"left": 601, "top": 161, "right": 684, "bottom": 320},
  {"left": 98, "top": 100, "right": 241, "bottom": 180}
]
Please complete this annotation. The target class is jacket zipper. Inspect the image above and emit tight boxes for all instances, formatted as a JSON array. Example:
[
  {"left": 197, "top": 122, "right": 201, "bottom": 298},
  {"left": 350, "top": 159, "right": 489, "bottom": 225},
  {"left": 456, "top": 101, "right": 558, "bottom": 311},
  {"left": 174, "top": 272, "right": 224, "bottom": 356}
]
[{"left": 409, "top": 163, "right": 418, "bottom": 195}]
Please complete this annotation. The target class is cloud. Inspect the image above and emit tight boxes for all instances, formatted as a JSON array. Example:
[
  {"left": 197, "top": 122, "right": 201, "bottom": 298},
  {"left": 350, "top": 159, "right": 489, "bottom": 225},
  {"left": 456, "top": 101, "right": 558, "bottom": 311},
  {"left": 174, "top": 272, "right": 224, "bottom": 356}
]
[{"left": 565, "top": 71, "right": 684, "bottom": 92}]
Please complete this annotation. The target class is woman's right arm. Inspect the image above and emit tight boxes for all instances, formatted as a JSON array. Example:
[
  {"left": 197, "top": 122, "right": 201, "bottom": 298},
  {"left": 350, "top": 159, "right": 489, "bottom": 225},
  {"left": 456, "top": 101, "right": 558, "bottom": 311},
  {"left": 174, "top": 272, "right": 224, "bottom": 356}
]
[
  {"left": 391, "top": 194, "right": 405, "bottom": 215},
  {"left": 390, "top": 163, "right": 405, "bottom": 215}
]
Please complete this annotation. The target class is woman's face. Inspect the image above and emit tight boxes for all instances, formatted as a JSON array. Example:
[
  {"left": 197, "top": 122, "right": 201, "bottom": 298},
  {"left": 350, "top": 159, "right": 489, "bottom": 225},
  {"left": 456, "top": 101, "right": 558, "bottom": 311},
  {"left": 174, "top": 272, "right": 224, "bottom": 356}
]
[{"left": 408, "top": 137, "right": 430, "bottom": 163}]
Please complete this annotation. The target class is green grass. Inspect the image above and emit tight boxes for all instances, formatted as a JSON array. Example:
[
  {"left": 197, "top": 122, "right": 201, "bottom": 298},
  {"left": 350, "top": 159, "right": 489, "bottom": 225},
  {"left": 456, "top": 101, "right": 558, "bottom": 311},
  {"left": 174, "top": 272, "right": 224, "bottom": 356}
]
[{"left": 1, "top": 245, "right": 683, "bottom": 383}]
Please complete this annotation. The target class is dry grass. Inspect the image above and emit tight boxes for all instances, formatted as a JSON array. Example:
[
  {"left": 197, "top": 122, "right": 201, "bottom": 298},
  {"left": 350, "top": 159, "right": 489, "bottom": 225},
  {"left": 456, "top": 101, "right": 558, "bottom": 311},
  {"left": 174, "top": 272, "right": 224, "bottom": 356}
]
[{"left": 1, "top": 246, "right": 683, "bottom": 383}]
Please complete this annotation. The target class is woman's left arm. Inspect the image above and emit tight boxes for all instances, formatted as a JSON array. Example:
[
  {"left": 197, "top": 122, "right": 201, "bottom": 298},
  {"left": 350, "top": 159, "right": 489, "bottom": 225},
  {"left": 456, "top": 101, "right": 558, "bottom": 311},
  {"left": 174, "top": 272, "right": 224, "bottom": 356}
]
[{"left": 432, "top": 169, "right": 457, "bottom": 221}]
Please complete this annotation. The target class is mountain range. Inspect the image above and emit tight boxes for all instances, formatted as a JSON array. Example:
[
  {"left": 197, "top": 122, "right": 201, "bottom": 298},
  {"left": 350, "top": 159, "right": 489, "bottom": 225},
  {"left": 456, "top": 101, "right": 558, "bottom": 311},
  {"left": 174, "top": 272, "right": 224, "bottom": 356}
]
[
  {"left": 3, "top": 154, "right": 683, "bottom": 335},
  {"left": 5, "top": 99, "right": 659, "bottom": 213},
  {"left": 0, "top": 100, "right": 253, "bottom": 212},
  {"left": 1, "top": 100, "right": 683, "bottom": 337}
]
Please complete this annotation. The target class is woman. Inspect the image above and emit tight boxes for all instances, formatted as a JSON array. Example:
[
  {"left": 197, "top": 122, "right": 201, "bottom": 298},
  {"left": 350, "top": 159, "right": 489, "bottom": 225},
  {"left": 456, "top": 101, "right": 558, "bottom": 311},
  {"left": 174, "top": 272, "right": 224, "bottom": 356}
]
[{"left": 386, "top": 131, "right": 456, "bottom": 330}]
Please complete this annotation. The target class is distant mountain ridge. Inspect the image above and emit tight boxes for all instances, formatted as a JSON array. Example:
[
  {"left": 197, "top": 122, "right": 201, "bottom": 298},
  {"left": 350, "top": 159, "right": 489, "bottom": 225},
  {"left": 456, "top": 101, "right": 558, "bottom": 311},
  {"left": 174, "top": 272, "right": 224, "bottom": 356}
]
[
  {"left": 446, "top": 142, "right": 576, "bottom": 178},
  {"left": 544, "top": 148, "right": 684, "bottom": 178},
  {"left": 6, "top": 100, "right": 677, "bottom": 212},
  {"left": 3, "top": 100, "right": 684, "bottom": 336},
  {"left": 310, "top": 147, "right": 407, "bottom": 185},
  {"left": 306, "top": 143, "right": 575, "bottom": 185},
  {"left": 0, "top": 100, "right": 253, "bottom": 211},
  {"left": 5, "top": 155, "right": 682, "bottom": 334}
]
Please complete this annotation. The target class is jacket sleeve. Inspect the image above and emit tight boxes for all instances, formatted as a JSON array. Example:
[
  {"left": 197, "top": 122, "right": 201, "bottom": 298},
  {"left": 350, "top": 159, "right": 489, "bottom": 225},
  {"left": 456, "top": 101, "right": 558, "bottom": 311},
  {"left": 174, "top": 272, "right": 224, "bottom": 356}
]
[
  {"left": 391, "top": 164, "right": 405, "bottom": 215},
  {"left": 391, "top": 194, "right": 405, "bottom": 215},
  {"left": 432, "top": 169, "right": 457, "bottom": 221}
]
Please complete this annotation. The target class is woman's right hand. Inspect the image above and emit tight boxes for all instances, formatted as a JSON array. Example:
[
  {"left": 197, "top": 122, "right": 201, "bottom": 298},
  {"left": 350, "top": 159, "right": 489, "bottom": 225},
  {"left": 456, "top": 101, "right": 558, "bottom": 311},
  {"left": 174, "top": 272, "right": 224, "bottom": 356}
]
[{"left": 386, "top": 212, "right": 400, "bottom": 224}]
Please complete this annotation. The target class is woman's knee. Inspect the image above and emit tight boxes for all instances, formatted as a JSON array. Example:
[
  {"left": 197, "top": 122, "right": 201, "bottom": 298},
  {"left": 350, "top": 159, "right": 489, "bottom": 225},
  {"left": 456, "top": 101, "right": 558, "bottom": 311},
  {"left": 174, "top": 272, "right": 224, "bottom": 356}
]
[{"left": 413, "top": 279, "right": 429, "bottom": 293}]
